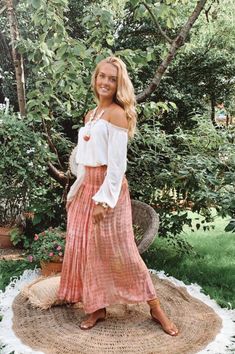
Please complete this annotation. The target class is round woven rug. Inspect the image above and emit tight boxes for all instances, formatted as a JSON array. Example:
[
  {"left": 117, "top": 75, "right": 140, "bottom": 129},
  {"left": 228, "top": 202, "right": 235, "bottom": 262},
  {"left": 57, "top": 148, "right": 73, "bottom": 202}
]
[{"left": 11, "top": 273, "right": 222, "bottom": 354}]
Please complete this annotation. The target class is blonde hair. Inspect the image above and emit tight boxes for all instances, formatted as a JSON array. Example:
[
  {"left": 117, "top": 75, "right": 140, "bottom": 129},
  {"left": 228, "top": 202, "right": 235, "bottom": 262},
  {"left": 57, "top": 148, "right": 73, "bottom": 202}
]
[{"left": 91, "top": 56, "right": 137, "bottom": 138}]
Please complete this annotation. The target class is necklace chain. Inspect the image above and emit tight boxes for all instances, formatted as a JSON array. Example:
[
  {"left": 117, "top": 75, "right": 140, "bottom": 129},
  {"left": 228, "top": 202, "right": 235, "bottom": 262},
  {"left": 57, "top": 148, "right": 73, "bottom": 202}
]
[
  {"left": 88, "top": 107, "right": 104, "bottom": 125},
  {"left": 83, "top": 107, "right": 105, "bottom": 141}
]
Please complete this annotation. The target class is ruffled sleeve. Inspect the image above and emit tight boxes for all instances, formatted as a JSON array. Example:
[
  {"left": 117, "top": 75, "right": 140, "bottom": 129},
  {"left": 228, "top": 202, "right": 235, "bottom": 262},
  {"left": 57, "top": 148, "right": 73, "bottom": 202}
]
[{"left": 92, "top": 123, "right": 128, "bottom": 208}]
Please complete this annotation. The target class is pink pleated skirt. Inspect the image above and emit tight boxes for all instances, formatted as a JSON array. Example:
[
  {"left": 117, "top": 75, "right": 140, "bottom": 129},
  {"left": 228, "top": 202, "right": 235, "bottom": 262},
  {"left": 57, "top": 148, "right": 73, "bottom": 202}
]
[{"left": 58, "top": 166, "right": 156, "bottom": 313}]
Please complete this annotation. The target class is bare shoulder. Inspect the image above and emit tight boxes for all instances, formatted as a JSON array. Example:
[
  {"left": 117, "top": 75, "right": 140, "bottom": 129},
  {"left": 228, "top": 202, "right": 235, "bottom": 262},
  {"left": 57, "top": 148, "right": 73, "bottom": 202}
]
[{"left": 109, "top": 105, "right": 128, "bottom": 129}]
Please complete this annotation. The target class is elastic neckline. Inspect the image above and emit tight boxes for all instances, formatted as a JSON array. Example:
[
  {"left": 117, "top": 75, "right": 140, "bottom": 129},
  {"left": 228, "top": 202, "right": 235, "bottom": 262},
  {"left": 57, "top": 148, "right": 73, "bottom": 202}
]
[{"left": 85, "top": 118, "right": 128, "bottom": 132}]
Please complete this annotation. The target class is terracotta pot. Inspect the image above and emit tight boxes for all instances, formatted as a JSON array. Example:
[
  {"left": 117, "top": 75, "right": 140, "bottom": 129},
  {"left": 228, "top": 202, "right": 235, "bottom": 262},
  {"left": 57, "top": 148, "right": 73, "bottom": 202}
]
[
  {"left": 0, "top": 227, "right": 14, "bottom": 248},
  {"left": 40, "top": 260, "right": 63, "bottom": 276}
]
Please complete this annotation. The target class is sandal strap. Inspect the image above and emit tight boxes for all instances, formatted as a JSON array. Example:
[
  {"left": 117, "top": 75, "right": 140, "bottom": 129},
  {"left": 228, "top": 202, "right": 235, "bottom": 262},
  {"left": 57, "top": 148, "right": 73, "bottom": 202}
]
[{"left": 148, "top": 298, "right": 160, "bottom": 309}]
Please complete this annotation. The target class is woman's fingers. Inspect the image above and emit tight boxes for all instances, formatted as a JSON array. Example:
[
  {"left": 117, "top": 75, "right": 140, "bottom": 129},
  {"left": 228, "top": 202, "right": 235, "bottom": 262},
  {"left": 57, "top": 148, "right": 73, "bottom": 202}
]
[
  {"left": 93, "top": 208, "right": 106, "bottom": 223},
  {"left": 94, "top": 213, "right": 105, "bottom": 223},
  {"left": 92, "top": 204, "right": 109, "bottom": 224}
]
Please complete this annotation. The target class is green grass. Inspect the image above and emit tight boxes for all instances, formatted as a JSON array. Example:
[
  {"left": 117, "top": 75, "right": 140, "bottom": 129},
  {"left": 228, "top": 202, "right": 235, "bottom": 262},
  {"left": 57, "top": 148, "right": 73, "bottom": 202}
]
[
  {"left": 143, "top": 212, "right": 235, "bottom": 309},
  {"left": 0, "top": 259, "right": 37, "bottom": 292}
]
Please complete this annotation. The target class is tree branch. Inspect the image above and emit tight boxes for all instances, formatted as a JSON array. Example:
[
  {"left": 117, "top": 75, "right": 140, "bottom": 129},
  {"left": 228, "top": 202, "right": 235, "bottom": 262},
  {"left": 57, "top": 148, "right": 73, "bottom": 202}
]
[
  {"left": 141, "top": 1, "right": 173, "bottom": 44},
  {"left": 204, "top": 3, "right": 212, "bottom": 22},
  {"left": 47, "top": 162, "right": 68, "bottom": 187},
  {"left": 42, "top": 117, "right": 74, "bottom": 190},
  {"left": 136, "top": 0, "right": 208, "bottom": 103},
  {"left": 204, "top": 0, "right": 220, "bottom": 22},
  {"left": 42, "top": 117, "right": 64, "bottom": 170}
]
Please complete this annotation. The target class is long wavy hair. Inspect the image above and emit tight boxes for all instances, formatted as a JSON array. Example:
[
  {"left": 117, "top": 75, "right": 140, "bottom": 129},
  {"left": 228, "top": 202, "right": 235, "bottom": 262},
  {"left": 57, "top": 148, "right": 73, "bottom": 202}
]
[{"left": 91, "top": 56, "right": 137, "bottom": 138}]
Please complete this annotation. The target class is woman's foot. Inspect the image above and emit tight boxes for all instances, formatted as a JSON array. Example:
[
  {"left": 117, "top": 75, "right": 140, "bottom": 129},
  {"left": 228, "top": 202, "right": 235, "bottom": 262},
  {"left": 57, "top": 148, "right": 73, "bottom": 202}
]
[
  {"left": 148, "top": 300, "right": 178, "bottom": 336},
  {"left": 80, "top": 308, "right": 106, "bottom": 330}
]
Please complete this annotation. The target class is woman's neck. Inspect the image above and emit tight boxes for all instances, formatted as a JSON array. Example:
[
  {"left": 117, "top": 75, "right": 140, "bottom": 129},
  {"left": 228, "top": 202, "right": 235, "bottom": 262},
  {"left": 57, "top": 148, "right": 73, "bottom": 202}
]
[{"left": 97, "top": 97, "right": 114, "bottom": 110}]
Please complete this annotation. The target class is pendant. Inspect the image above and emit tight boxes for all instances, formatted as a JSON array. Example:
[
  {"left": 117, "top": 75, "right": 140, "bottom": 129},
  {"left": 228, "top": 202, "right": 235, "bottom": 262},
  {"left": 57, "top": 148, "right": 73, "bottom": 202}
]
[
  {"left": 83, "top": 134, "right": 90, "bottom": 141},
  {"left": 82, "top": 108, "right": 104, "bottom": 142}
]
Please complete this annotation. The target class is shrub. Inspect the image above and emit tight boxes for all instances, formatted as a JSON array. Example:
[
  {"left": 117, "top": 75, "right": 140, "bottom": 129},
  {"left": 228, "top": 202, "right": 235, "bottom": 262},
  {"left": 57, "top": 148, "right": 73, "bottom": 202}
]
[{"left": 0, "top": 112, "right": 66, "bottom": 240}]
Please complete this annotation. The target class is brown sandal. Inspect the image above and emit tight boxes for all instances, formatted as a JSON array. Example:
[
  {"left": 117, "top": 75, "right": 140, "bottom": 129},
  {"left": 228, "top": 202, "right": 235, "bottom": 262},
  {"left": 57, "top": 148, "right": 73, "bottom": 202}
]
[{"left": 80, "top": 308, "right": 106, "bottom": 330}]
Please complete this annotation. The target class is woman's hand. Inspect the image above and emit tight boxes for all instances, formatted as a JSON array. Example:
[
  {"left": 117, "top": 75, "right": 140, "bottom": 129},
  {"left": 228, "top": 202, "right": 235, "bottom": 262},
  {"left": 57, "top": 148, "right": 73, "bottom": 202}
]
[{"left": 92, "top": 204, "right": 108, "bottom": 224}]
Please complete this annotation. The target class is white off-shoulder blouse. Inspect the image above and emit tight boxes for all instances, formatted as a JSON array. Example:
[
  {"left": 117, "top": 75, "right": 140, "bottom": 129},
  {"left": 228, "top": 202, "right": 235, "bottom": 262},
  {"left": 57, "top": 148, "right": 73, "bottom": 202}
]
[{"left": 67, "top": 119, "right": 128, "bottom": 208}]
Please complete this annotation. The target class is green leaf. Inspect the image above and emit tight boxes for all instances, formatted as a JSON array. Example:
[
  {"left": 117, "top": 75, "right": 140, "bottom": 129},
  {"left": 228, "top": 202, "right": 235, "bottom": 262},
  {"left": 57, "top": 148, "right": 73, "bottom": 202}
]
[
  {"left": 166, "top": 16, "right": 175, "bottom": 28},
  {"left": 156, "top": 102, "right": 169, "bottom": 112},
  {"left": 106, "top": 35, "right": 114, "bottom": 46},
  {"left": 31, "top": 0, "right": 41, "bottom": 9},
  {"left": 32, "top": 214, "right": 43, "bottom": 226},
  {"left": 169, "top": 102, "right": 177, "bottom": 110},
  {"left": 129, "top": 0, "right": 139, "bottom": 6},
  {"left": 0, "top": 5, "right": 6, "bottom": 15},
  {"left": 53, "top": 60, "right": 66, "bottom": 73},
  {"left": 73, "top": 43, "right": 86, "bottom": 58},
  {"left": 57, "top": 44, "right": 68, "bottom": 57},
  {"left": 225, "top": 220, "right": 235, "bottom": 233}
]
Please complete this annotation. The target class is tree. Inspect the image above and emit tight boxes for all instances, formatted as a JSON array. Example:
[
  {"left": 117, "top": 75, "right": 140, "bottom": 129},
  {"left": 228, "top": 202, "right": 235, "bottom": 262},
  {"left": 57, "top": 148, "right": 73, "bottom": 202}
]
[
  {"left": 2, "top": 0, "right": 26, "bottom": 115},
  {"left": 10, "top": 0, "right": 208, "bottom": 183}
]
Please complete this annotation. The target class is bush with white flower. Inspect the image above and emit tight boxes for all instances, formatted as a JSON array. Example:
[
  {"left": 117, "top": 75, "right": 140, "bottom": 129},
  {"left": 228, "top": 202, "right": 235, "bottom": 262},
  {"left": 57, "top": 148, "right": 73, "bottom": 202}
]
[
  {"left": 0, "top": 112, "right": 53, "bottom": 227},
  {"left": 28, "top": 227, "right": 66, "bottom": 263}
]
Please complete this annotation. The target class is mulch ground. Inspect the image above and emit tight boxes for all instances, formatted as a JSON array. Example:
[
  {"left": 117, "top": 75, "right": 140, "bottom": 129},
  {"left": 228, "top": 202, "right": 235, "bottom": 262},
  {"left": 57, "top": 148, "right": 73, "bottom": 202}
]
[{"left": 0, "top": 248, "right": 25, "bottom": 261}]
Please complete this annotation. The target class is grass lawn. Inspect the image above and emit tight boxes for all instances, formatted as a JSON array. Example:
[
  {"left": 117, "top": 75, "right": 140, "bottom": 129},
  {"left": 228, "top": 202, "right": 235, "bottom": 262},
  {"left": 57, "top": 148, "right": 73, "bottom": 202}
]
[{"left": 143, "top": 212, "right": 235, "bottom": 309}]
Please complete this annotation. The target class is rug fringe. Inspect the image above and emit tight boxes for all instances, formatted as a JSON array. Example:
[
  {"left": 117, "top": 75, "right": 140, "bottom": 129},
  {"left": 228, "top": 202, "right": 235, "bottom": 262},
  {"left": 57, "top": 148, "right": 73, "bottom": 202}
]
[
  {"left": 0, "top": 268, "right": 44, "bottom": 354},
  {"left": 150, "top": 269, "right": 235, "bottom": 354}
]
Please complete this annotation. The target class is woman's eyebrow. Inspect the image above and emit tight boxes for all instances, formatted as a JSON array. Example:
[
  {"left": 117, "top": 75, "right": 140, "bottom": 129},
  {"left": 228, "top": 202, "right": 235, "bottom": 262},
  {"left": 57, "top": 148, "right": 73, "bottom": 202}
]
[{"left": 99, "top": 71, "right": 117, "bottom": 78}]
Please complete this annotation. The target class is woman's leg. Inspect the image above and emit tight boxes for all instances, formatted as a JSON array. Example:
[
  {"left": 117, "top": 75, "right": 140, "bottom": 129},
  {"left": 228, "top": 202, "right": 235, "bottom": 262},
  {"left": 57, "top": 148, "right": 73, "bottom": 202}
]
[
  {"left": 148, "top": 299, "right": 178, "bottom": 336},
  {"left": 80, "top": 308, "right": 106, "bottom": 330}
]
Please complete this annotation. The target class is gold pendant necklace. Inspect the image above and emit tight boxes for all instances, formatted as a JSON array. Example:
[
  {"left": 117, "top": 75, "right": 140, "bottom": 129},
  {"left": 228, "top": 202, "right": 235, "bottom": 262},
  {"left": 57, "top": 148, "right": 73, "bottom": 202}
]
[{"left": 83, "top": 107, "right": 105, "bottom": 142}]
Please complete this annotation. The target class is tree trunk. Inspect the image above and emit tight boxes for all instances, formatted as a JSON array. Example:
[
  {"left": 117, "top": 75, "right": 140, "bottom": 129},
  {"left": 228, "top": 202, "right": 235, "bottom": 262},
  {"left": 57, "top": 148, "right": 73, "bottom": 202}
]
[
  {"left": 210, "top": 94, "right": 216, "bottom": 125},
  {"left": 136, "top": 0, "right": 208, "bottom": 103},
  {"left": 5, "top": 0, "right": 26, "bottom": 116}
]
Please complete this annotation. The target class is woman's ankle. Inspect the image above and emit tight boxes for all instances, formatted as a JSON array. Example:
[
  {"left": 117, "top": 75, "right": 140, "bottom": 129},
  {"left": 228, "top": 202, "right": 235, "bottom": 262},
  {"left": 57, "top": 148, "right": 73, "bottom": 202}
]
[{"left": 147, "top": 298, "right": 160, "bottom": 309}]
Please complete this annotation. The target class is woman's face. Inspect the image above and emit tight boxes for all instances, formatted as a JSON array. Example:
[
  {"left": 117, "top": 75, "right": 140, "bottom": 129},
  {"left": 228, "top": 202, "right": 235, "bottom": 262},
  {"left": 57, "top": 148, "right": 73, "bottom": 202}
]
[{"left": 95, "top": 63, "right": 118, "bottom": 100}]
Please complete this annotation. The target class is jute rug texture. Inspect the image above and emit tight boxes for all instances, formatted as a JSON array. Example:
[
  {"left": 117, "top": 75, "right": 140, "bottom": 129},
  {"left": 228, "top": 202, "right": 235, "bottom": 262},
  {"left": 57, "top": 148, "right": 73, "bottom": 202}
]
[{"left": 12, "top": 274, "right": 222, "bottom": 354}]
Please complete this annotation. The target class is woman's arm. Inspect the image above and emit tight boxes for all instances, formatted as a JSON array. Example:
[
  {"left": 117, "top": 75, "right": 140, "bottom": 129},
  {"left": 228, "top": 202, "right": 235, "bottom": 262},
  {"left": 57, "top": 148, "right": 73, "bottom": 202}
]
[{"left": 92, "top": 110, "right": 128, "bottom": 222}]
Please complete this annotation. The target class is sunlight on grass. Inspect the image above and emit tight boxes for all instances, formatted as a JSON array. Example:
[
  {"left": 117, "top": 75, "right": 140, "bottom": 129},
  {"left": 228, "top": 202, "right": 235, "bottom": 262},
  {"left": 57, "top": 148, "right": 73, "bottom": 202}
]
[{"left": 143, "top": 212, "right": 235, "bottom": 309}]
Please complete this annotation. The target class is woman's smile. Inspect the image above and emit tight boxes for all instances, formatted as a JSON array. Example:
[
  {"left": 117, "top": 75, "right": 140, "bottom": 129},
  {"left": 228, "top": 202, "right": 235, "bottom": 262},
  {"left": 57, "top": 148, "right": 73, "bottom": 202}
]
[{"left": 96, "top": 63, "right": 118, "bottom": 99}]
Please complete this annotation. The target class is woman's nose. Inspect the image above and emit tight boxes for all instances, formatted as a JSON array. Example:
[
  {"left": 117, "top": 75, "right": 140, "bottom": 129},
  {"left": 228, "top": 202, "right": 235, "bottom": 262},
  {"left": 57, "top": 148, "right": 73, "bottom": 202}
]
[{"left": 101, "top": 76, "right": 109, "bottom": 85}]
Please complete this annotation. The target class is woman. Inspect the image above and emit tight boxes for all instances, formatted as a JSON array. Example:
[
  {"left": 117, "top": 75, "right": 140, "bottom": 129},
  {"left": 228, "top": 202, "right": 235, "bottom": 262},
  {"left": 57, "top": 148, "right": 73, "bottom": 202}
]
[{"left": 58, "top": 56, "right": 178, "bottom": 336}]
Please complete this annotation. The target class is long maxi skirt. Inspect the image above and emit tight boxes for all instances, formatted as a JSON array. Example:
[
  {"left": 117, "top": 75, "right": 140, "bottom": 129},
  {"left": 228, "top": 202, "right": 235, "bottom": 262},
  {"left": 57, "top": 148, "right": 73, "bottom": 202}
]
[{"left": 58, "top": 166, "right": 157, "bottom": 313}]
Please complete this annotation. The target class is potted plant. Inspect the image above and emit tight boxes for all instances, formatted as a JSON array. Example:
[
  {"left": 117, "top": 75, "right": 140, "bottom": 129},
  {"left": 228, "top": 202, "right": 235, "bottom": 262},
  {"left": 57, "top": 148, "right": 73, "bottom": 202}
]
[
  {"left": 0, "top": 198, "right": 25, "bottom": 248},
  {"left": 27, "top": 227, "right": 66, "bottom": 276}
]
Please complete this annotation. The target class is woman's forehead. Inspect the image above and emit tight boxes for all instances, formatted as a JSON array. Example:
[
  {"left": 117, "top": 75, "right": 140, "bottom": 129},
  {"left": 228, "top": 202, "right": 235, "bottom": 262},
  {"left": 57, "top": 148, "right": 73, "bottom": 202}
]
[{"left": 98, "top": 62, "right": 118, "bottom": 77}]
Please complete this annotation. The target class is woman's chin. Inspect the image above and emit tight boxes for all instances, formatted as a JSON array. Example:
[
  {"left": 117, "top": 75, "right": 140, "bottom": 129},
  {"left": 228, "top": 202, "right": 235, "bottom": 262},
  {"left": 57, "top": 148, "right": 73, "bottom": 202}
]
[{"left": 97, "top": 90, "right": 114, "bottom": 100}]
